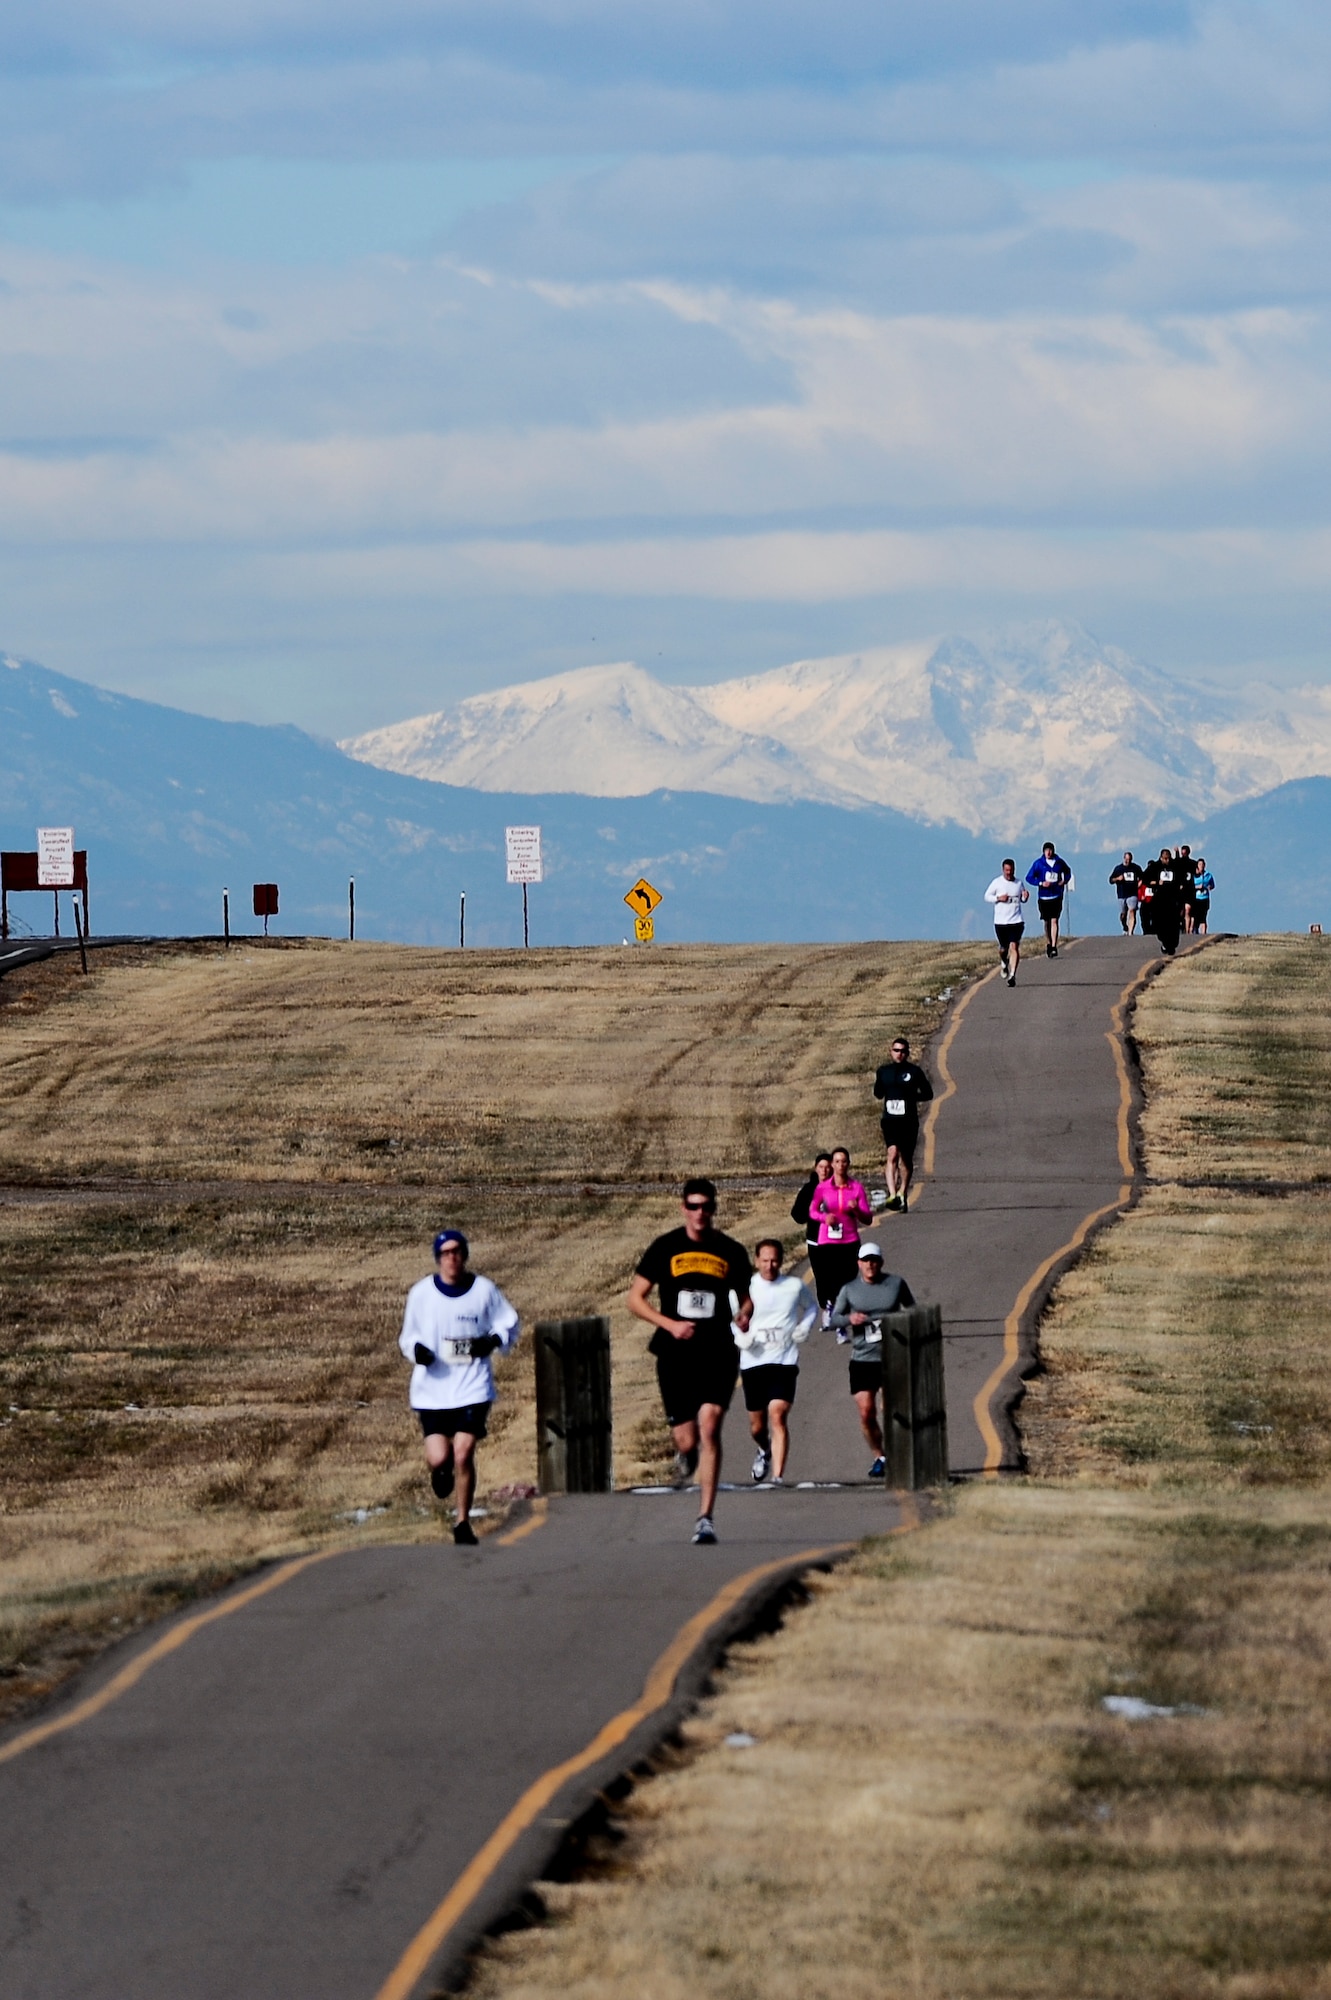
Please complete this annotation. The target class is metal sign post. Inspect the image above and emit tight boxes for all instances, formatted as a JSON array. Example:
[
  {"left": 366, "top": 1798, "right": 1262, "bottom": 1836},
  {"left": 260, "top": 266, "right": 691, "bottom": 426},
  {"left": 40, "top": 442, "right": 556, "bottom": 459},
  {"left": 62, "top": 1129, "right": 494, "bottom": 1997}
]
[{"left": 505, "top": 827, "right": 543, "bottom": 946}]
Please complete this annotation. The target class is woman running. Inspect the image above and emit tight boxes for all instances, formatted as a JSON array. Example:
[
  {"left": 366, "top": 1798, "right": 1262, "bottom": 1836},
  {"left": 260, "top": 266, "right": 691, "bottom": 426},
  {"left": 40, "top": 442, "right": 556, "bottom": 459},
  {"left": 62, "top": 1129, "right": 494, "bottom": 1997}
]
[
  {"left": 808, "top": 1147, "right": 873, "bottom": 1320},
  {"left": 791, "top": 1149, "right": 833, "bottom": 1300}
]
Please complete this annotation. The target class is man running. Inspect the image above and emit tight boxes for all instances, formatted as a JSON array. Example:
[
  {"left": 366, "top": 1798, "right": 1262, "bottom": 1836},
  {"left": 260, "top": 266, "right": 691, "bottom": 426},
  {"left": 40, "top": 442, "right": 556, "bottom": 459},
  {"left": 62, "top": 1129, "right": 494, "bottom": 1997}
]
[
  {"left": 984, "top": 858, "right": 1030, "bottom": 985},
  {"left": 828, "top": 1243, "right": 915, "bottom": 1479},
  {"left": 873, "top": 1036, "right": 934, "bottom": 1211},
  {"left": 1025, "top": 841, "right": 1073, "bottom": 956},
  {"left": 736, "top": 1238, "right": 817, "bottom": 1484},
  {"left": 1109, "top": 852, "right": 1142, "bottom": 934},
  {"left": 1143, "top": 848, "right": 1183, "bottom": 955},
  {"left": 629, "top": 1178, "right": 754, "bottom": 1544},
  {"left": 399, "top": 1229, "right": 520, "bottom": 1546},
  {"left": 1176, "top": 843, "right": 1198, "bottom": 932}
]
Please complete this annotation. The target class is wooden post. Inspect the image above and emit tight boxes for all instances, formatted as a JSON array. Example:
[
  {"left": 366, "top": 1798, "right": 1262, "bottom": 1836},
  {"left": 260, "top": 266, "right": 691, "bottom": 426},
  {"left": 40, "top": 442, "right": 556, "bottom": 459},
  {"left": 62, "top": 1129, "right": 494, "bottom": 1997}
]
[
  {"left": 223, "top": 888, "right": 230, "bottom": 947},
  {"left": 349, "top": 877, "right": 355, "bottom": 942},
  {"left": 534, "top": 1316, "right": 612, "bottom": 1494},
  {"left": 881, "top": 1304, "right": 948, "bottom": 1489},
  {"left": 72, "top": 895, "right": 89, "bottom": 975}
]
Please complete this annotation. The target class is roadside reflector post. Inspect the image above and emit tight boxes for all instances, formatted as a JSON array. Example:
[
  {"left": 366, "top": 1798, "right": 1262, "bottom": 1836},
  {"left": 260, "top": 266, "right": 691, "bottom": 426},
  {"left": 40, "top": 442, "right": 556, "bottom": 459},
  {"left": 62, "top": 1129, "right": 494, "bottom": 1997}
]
[
  {"left": 71, "top": 895, "right": 88, "bottom": 975},
  {"left": 459, "top": 890, "right": 465, "bottom": 949},
  {"left": 881, "top": 1304, "right": 948, "bottom": 1490},
  {"left": 534, "top": 1316, "right": 612, "bottom": 1494},
  {"left": 223, "top": 887, "right": 230, "bottom": 947},
  {"left": 349, "top": 876, "right": 355, "bottom": 942}
]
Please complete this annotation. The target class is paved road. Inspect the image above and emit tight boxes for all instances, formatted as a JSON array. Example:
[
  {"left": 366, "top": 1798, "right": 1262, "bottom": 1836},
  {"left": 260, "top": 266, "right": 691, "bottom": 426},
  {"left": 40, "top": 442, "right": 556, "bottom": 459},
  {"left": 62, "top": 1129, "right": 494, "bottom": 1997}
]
[{"left": 0, "top": 931, "right": 1161, "bottom": 1999}]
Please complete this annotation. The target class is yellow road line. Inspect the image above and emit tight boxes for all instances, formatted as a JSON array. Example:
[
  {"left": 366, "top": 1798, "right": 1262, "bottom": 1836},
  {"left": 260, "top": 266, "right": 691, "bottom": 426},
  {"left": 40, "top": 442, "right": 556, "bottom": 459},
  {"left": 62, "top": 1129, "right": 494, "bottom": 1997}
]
[
  {"left": 0, "top": 1548, "right": 341, "bottom": 1768},
  {"left": 495, "top": 1496, "right": 549, "bottom": 1547},
  {"left": 371, "top": 1524, "right": 924, "bottom": 2000},
  {"left": 971, "top": 957, "right": 1157, "bottom": 1475}
]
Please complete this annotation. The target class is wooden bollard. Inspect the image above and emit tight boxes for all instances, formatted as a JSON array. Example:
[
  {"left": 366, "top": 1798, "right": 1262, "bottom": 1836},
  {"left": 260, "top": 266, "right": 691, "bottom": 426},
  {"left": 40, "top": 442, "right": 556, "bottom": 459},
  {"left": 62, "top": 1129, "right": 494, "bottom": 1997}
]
[
  {"left": 881, "top": 1305, "right": 948, "bottom": 1489},
  {"left": 534, "top": 1316, "right": 613, "bottom": 1494}
]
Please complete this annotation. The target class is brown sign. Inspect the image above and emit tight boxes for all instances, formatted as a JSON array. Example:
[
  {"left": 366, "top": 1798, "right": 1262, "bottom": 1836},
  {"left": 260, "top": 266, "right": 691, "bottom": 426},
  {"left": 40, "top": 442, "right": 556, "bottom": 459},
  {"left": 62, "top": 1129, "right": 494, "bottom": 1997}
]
[
  {"left": 252, "top": 883, "right": 279, "bottom": 916},
  {"left": 2, "top": 851, "right": 88, "bottom": 893}
]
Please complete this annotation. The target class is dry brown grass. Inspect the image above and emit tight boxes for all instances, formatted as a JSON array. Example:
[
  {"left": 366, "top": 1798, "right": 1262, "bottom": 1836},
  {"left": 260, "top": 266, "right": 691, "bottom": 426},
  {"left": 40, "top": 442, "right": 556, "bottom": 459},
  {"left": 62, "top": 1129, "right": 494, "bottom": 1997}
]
[
  {"left": 0, "top": 936, "right": 984, "bottom": 1721},
  {"left": 465, "top": 935, "right": 1331, "bottom": 2000}
]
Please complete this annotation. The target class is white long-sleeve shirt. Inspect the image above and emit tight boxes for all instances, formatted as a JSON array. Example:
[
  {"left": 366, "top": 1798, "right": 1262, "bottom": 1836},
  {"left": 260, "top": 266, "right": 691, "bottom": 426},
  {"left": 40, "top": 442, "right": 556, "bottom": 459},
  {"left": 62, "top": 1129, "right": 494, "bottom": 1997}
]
[
  {"left": 985, "top": 876, "right": 1029, "bottom": 924},
  {"left": 399, "top": 1273, "right": 520, "bottom": 1409},
  {"left": 734, "top": 1273, "right": 818, "bottom": 1369}
]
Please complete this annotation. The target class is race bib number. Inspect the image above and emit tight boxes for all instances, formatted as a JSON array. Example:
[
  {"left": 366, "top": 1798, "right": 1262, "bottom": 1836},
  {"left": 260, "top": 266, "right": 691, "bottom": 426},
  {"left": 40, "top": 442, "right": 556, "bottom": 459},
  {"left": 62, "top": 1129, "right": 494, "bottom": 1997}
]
[
  {"left": 862, "top": 1321, "right": 883, "bottom": 1345},
  {"left": 1160, "top": 869, "right": 1173, "bottom": 882},
  {"left": 826, "top": 1221, "right": 844, "bottom": 1241},
  {"left": 884, "top": 1098, "right": 907, "bottom": 1117},
  {"left": 677, "top": 1288, "right": 714, "bottom": 1320},
  {"left": 441, "top": 1338, "right": 473, "bottom": 1362}
]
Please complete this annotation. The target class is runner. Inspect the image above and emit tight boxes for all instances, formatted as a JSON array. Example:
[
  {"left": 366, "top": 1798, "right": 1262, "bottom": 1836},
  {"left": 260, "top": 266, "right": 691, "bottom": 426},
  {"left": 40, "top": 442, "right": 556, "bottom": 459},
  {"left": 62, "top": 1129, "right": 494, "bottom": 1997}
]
[
  {"left": 791, "top": 1149, "right": 834, "bottom": 1312},
  {"left": 1190, "top": 857, "right": 1215, "bottom": 934},
  {"left": 399, "top": 1229, "right": 520, "bottom": 1546},
  {"left": 736, "top": 1238, "right": 817, "bottom": 1484},
  {"left": 1025, "top": 841, "right": 1073, "bottom": 956},
  {"left": 1109, "top": 851, "right": 1142, "bottom": 934},
  {"left": 872, "top": 1037, "right": 934, "bottom": 1209},
  {"left": 628, "top": 1178, "right": 754, "bottom": 1545},
  {"left": 827, "top": 1242, "right": 915, "bottom": 1479},
  {"left": 1176, "top": 843, "right": 1198, "bottom": 932},
  {"left": 1144, "top": 847, "right": 1183, "bottom": 955},
  {"left": 809, "top": 1148, "right": 874, "bottom": 1311},
  {"left": 984, "top": 858, "right": 1030, "bottom": 985}
]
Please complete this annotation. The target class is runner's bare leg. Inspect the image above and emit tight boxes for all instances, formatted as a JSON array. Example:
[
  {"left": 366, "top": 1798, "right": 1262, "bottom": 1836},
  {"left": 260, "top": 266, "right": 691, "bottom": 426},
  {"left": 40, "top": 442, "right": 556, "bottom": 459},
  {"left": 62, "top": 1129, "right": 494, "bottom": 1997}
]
[{"left": 697, "top": 1402, "right": 725, "bottom": 1517}]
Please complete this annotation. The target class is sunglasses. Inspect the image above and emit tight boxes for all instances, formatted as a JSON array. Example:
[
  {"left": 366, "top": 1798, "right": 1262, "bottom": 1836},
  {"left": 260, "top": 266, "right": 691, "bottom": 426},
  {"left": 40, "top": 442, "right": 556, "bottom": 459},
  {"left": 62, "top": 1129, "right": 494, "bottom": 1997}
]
[{"left": 684, "top": 1199, "right": 715, "bottom": 1212}]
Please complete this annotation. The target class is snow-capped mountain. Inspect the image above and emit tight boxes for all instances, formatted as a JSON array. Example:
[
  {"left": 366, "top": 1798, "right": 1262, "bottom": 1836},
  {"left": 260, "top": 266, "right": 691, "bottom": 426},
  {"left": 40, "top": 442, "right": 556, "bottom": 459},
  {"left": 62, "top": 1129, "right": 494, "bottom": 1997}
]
[{"left": 341, "top": 622, "right": 1331, "bottom": 845}]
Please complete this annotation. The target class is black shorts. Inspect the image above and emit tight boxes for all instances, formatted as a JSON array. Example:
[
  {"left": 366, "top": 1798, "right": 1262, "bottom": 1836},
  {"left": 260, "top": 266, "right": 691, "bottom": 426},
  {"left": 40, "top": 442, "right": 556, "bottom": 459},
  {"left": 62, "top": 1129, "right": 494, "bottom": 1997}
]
[
  {"left": 418, "top": 1403, "right": 490, "bottom": 1440},
  {"left": 848, "top": 1359, "right": 883, "bottom": 1396},
  {"left": 741, "top": 1363, "right": 799, "bottom": 1412},
  {"left": 655, "top": 1341, "right": 740, "bottom": 1427},
  {"left": 1037, "top": 896, "right": 1064, "bottom": 919},
  {"left": 995, "top": 923, "right": 1024, "bottom": 945},
  {"left": 880, "top": 1116, "right": 918, "bottom": 1164}
]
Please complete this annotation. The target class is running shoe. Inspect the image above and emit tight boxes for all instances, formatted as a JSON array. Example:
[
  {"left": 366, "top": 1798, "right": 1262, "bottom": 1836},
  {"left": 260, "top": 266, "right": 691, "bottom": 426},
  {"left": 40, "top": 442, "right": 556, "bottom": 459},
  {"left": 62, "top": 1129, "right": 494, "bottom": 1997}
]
[
  {"left": 673, "top": 1445, "right": 699, "bottom": 1483},
  {"left": 751, "top": 1446, "right": 771, "bottom": 1483},
  {"left": 452, "top": 1520, "right": 478, "bottom": 1546},
  {"left": 692, "top": 1515, "right": 718, "bottom": 1544},
  {"left": 769, "top": 1473, "right": 785, "bottom": 1487},
  {"left": 1051, "top": 945, "right": 1059, "bottom": 957},
  {"left": 868, "top": 1456, "right": 886, "bottom": 1479},
  {"left": 899, "top": 1192, "right": 909, "bottom": 1214},
  {"left": 870, "top": 1188, "right": 889, "bottom": 1210},
  {"left": 1007, "top": 972, "right": 1016, "bottom": 988},
  {"left": 430, "top": 1462, "right": 455, "bottom": 1501},
  {"left": 883, "top": 1192, "right": 904, "bottom": 1212}
]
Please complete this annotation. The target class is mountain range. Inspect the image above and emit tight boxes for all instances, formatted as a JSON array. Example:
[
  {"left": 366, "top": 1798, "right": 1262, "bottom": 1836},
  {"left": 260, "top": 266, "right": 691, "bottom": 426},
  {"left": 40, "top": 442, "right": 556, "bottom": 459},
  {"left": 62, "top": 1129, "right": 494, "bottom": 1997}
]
[
  {"left": 342, "top": 622, "right": 1331, "bottom": 846},
  {"left": 2, "top": 641, "right": 1328, "bottom": 944}
]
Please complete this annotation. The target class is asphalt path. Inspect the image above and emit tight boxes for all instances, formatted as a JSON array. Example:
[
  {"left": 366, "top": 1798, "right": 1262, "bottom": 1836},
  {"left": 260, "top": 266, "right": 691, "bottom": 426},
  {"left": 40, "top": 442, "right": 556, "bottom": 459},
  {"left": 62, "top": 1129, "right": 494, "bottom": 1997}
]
[{"left": 0, "top": 929, "right": 1163, "bottom": 1999}]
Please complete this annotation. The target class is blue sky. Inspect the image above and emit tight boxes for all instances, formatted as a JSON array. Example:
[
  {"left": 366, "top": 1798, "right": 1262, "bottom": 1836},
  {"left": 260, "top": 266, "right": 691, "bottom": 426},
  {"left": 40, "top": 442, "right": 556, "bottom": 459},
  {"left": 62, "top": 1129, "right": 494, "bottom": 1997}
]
[{"left": 1, "top": 1, "right": 1329, "bottom": 734}]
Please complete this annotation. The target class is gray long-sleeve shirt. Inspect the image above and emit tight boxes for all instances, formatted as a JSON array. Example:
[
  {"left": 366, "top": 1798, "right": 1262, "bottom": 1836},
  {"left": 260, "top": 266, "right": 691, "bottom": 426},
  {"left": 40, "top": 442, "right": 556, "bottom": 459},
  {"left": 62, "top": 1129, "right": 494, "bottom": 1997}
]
[{"left": 828, "top": 1272, "right": 915, "bottom": 1364}]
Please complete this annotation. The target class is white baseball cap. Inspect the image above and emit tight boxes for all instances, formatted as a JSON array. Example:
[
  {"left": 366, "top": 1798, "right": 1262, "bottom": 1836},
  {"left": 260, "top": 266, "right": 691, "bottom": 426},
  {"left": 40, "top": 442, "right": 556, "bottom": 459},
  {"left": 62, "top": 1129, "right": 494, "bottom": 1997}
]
[{"left": 858, "top": 1243, "right": 884, "bottom": 1260}]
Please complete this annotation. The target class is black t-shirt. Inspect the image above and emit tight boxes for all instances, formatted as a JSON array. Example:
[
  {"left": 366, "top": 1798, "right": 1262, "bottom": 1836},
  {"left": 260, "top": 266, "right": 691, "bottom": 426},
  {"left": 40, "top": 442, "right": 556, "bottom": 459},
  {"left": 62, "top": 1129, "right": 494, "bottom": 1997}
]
[
  {"left": 1110, "top": 863, "right": 1141, "bottom": 894},
  {"left": 636, "top": 1226, "right": 753, "bottom": 1358},
  {"left": 874, "top": 1060, "right": 934, "bottom": 1124},
  {"left": 1150, "top": 860, "right": 1181, "bottom": 908}
]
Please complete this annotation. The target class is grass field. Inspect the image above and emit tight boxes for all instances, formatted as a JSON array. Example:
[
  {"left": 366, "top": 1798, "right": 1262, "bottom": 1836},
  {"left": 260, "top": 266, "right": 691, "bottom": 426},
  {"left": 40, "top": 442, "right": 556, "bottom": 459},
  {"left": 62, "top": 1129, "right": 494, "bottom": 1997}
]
[
  {"left": 467, "top": 937, "right": 1331, "bottom": 2000},
  {"left": 0, "top": 935, "right": 985, "bottom": 1723}
]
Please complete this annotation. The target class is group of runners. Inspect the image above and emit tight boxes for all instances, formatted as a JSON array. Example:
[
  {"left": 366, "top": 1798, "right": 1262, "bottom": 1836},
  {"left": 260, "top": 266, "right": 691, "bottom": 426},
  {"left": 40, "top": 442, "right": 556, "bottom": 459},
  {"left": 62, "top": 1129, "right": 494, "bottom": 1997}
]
[
  {"left": 398, "top": 837, "right": 1219, "bottom": 1544},
  {"left": 400, "top": 1038, "right": 934, "bottom": 1548},
  {"left": 983, "top": 839, "right": 1216, "bottom": 980}
]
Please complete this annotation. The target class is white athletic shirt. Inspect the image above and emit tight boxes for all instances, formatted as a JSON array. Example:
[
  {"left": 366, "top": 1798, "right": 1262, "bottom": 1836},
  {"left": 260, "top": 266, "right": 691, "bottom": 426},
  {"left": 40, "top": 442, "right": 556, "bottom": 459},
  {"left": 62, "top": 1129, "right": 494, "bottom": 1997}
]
[
  {"left": 399, "top": 1273, "right": 520, "bottom": 1408},
  {"left": 985, "top": 876, "right": 1029, "bottom": 926},
  {"left": 734, "top": 1273, "right": 818, "bottom": 1370}
]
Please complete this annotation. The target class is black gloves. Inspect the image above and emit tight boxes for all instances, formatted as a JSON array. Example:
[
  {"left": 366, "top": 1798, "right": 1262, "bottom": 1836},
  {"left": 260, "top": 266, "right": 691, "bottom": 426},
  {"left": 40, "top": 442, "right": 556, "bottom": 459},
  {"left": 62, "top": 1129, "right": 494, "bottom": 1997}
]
[
  {"left": 413, "top": 1342, "right": 435, "bottom": 1366},
  {"left": 469, "top": 1334, "right": 501, "bottom": 1358}
]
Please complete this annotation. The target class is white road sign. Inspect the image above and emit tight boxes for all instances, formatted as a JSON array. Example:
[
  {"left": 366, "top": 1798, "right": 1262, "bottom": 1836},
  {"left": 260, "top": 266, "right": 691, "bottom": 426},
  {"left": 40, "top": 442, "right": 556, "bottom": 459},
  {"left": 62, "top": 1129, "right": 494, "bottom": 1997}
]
[
  {"left": 505, "top": 825, "right": 543, "bottom": 884},
  {"left": 37, "top": 827, "right": 75, "bottom": 887}
]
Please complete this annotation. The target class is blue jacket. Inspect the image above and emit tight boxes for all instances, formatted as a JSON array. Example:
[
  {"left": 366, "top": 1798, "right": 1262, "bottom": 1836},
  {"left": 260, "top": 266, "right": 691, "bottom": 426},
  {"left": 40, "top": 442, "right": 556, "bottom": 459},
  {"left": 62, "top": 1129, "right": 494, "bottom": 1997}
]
[{"left": 1026, "top": 853, "right": 1071, "bottom": 896}]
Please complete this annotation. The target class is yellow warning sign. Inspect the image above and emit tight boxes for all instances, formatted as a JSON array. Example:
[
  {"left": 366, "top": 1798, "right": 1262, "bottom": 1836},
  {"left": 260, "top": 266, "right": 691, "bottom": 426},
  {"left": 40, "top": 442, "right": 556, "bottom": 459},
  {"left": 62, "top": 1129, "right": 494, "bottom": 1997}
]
[
  {"left": 624, "top": 877, "right": 662, "bottom": 917},
  {"left": 634, "top": 914, "right": 655, "bottom": 943}
]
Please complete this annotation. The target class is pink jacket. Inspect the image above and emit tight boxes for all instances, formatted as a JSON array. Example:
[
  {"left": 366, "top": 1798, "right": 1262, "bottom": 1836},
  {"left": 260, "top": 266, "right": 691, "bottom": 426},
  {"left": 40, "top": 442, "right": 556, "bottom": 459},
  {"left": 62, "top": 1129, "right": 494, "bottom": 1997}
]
[{"left": 809, "top": 1178, "right": 873, "bottom": 1247}]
